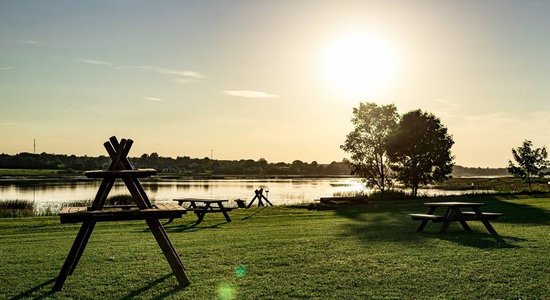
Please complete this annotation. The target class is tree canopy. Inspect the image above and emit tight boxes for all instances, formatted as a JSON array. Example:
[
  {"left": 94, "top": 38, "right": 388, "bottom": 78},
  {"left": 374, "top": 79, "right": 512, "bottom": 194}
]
[
  {"left": 507, "top": 140, "right": 549, "bottom": 190},
  {"left": 386, "top": 109, "right": 454, "bottom": 196},
  {"left": 340, "top": 102, "right": 399, "bottom": 192}
]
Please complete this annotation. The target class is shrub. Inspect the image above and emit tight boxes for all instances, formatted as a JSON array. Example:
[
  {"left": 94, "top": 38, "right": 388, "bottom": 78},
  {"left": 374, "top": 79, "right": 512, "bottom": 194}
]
[{"left": 368, "top": 190, "right": 412, "bottom": 201}]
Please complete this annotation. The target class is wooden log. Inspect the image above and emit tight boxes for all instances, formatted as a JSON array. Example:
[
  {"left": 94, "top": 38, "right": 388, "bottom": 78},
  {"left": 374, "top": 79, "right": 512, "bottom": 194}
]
[
  {"left": 146, "top": 219, "right": 190, "bottom": 287},
  {"left": 53, "top": 221, "right": 96, "bottom": 291}
]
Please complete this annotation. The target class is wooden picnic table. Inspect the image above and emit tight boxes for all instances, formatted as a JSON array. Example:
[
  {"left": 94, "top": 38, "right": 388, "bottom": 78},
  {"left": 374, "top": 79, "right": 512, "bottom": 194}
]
[
  {"left": 171, "top": 198, "right": 233, "bottom": 224},
  {"left": 409, "top": 202, "right": 502, "bottom": 235}
]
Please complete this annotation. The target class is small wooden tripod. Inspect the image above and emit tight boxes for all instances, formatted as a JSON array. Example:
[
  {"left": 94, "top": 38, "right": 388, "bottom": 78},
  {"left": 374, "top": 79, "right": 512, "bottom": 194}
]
[{"left": 246, "top": 188, "right": 273, "bottom": 208}]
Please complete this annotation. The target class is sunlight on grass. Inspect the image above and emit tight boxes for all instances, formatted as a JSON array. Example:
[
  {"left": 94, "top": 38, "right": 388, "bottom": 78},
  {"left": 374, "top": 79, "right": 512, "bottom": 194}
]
[
  {"left": 217, "top": 282, "right": 236, "bottom": 300},
  {"left": 0, "top": 196, "right": 548, "bottom": 299}
]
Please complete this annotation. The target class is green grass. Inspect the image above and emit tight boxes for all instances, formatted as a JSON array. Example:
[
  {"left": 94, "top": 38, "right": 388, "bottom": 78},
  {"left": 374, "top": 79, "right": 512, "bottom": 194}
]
[
  {"left": 439, "top": 177, "right": 550, "bottom": 192},
  {"left": 0, "top": 168, "right": 62, "bottom": 176},
  {"left": 0, "top": 194, "right": 548, "bottom": 299}
]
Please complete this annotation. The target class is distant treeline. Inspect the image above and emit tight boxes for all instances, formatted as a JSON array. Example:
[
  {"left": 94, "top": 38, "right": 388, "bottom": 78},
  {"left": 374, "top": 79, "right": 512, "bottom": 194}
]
[
  {"left": 0, "top": 152, "right": 513, "bottom": 177},
  {"left": 0, "top": 152, "right": 350, "bottom": 176},
  {"left": 451, "top": 165, "right": 509, "bottom": 177}
]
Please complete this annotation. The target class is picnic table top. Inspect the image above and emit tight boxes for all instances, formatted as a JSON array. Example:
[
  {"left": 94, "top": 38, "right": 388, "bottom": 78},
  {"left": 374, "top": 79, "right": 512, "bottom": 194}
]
[
  {"left": 173, "top": 198, "right": 229, "bottom": 203},
  {"left": 424, "top": 202, "right": 485, "bottom": 207}
]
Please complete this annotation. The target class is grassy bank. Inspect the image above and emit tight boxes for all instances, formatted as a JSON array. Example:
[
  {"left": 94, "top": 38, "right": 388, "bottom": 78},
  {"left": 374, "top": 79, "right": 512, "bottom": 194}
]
[
  {"left": 0, "top": 194, "right": 548, "bottom": 299},
  {"left": 0, "top": 169, "right": 62, "bottom": 176},
  {"left": 438, "top": 177, "right": 550, "bottom": 192}
]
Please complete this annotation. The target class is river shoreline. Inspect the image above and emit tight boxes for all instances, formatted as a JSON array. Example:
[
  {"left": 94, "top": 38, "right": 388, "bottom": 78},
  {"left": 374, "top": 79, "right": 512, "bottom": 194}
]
[{"left": 0, "top": 174, "right": 355, "bottom": 184}]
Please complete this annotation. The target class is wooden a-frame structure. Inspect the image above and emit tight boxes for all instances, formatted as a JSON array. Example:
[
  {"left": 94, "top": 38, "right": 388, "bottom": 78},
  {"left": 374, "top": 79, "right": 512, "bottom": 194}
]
[{"left": 54, "top": 137, "right": 189, "bottom": 291}]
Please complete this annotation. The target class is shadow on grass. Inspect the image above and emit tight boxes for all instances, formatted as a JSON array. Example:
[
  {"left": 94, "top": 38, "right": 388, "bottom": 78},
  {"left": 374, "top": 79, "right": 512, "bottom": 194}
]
[
  {"left": 120, "top": 273, "right": 183, "bottom": 300},
  {"left": 240, "top": 206, "right": 268, "bottom": 221},
  {"left": 434, "top": 232, "right": 525, "bottom": 249},
  {"left": 8, "top": 279, "right": 56, "bottom": 300},
  {"left": 325, "top": 193, "right": 549, "bottom": 249},
  {"left": 342, "top": 214, "right": 520, "bottom": 249},
  {"left": 163, "top": 220, "right": 227, "bottom": 233},
  {"left": 9, "top": 273, "right": 186, "bottom": 300},
  {"left": 480, "top": 194, "right": 550, "bottom": 225}
]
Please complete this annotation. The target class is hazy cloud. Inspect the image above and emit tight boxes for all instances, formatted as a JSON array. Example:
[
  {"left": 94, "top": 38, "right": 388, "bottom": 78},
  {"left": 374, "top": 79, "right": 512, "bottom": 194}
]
[
  {"left": 17, "top": 40, "right": 38, "bottom": 44},
  {"left": 119, "top": 65, "right": 204, "bottom": 85},
  {"left": 120, "top": 65, "right": 203, "bottom": 78},
  {"left": 434, "top": 98, "right": 460, "bottom": 110},
  {"left": 0, "top": 67, "right": 15, "bottom": 71},
  {"left": 223, "top": 90, "right": 281, "bottom": 98},
  {"left": 463, "top": 112, "right": 516, "bottom": 124},
  {"left": 142, "top": 97, "right": 163, "bottom": 102},
  {"left": 71, "top": 60, "right": 203, "bottom": 84},
  {"left": 173, "top": 78, "right": 195, "bottom": 85},
  {"left": 0, "top": 122, "right": 19, "bottom": 126},
  {"left": 74, "top": 58, "right": 114, "bottom": 66},
  {"left": 152, "top": 68, "right": 203, "bottom": 78}
]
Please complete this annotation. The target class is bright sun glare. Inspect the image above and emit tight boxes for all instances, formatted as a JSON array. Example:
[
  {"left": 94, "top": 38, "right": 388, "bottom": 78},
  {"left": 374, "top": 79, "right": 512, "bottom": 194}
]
[{"left": 322, "top": 32, "right": 397, "bottom": 98}]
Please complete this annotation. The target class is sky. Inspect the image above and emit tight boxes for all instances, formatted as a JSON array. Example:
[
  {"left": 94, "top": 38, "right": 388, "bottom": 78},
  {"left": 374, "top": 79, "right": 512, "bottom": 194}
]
[{"left": 1, "top": 0, "right": 550, "bottom": 167}]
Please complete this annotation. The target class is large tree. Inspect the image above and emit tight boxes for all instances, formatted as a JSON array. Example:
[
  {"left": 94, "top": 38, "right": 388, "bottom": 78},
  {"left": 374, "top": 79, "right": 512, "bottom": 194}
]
[
  {"left": 507, "top": 140, "right": 549, "bottom": 190},
  {"left": 386, "top": 109, "right": 454, "bottom": 197},
  {"left": 341, "top": 102, "right": 399, "bottom": 192}
]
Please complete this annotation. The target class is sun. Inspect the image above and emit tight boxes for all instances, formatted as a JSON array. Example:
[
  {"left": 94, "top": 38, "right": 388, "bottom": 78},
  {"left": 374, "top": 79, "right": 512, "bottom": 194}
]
[{"left": 321, "top": 32, "right": 397, "bottom": 98}]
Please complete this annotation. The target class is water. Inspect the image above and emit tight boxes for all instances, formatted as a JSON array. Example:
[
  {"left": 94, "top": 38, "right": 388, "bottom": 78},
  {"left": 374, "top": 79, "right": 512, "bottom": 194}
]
[
  {"left": 0, "top": 178, "right": 362, "bottom": 211},
  {"left": 0, "top": 178, "right": 492, "bottom": 212}
]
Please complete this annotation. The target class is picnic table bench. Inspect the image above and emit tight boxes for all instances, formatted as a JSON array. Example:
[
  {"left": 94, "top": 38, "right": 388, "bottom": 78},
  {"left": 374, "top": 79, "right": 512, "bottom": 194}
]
[
  {"left": 170, "top": 198, "right": 233, "bottom": 224},
  {"left": 409, "top": 202, "right": 503, "bottom": 235},
  {"left": 59, "top": 203, "right": 185, "bottom": 223}
]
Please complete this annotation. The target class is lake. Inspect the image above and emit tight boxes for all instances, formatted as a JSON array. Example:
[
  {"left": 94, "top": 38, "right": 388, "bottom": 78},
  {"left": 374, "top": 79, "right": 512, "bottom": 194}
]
[{"left": 0, "top": 177, "right": 489, "bottom": 212}]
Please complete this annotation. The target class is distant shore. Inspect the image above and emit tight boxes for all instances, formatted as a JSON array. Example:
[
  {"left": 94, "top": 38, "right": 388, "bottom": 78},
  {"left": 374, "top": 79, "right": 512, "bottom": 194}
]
[
  {"left": 0, "top": 171, "right": 355, "bottom": 184},
  {"left": 1, "top": 168, "right": 547, "bottom": 193}
]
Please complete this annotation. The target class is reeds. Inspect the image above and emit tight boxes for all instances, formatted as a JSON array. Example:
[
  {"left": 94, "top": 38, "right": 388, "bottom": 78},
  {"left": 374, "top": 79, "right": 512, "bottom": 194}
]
[
  {"left": 1, "top": 195, "right": 149, "bottom": 218},
  {"left": 0, "top": 200, "right": 35, "bottom": 218},
  {"left": 60, "top": 200, "right": 93, "bottom": 207}
]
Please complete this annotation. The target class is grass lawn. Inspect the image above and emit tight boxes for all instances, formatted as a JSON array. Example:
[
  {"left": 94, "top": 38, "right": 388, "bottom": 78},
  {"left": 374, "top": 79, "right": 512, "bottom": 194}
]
[
  {"left": 0, "top": 169, "right": 61, "bottom": 176},
  {"left": 0, "top": 194, "right": 548, "bottom": 299}
]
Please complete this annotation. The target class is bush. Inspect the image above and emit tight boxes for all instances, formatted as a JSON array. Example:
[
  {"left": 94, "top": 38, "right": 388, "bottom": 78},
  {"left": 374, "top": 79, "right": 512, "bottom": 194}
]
[{"left": 368, "top": 190, "right": 412, "bottom": 201}]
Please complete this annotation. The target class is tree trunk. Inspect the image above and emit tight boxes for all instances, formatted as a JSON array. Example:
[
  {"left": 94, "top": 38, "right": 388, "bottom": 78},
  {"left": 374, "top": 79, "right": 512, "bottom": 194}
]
[{"left": 412, "top": 186, "right": 418, "bottom": 197}]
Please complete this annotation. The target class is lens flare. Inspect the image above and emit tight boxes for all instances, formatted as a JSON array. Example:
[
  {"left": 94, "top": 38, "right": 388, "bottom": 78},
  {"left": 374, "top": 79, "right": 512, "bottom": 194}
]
[
  {"left": 217, "top": 282, "right": 236, "bottom": 300},
  {"left": 235, "top": 265, "right": 247, "bottom": 278}
]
